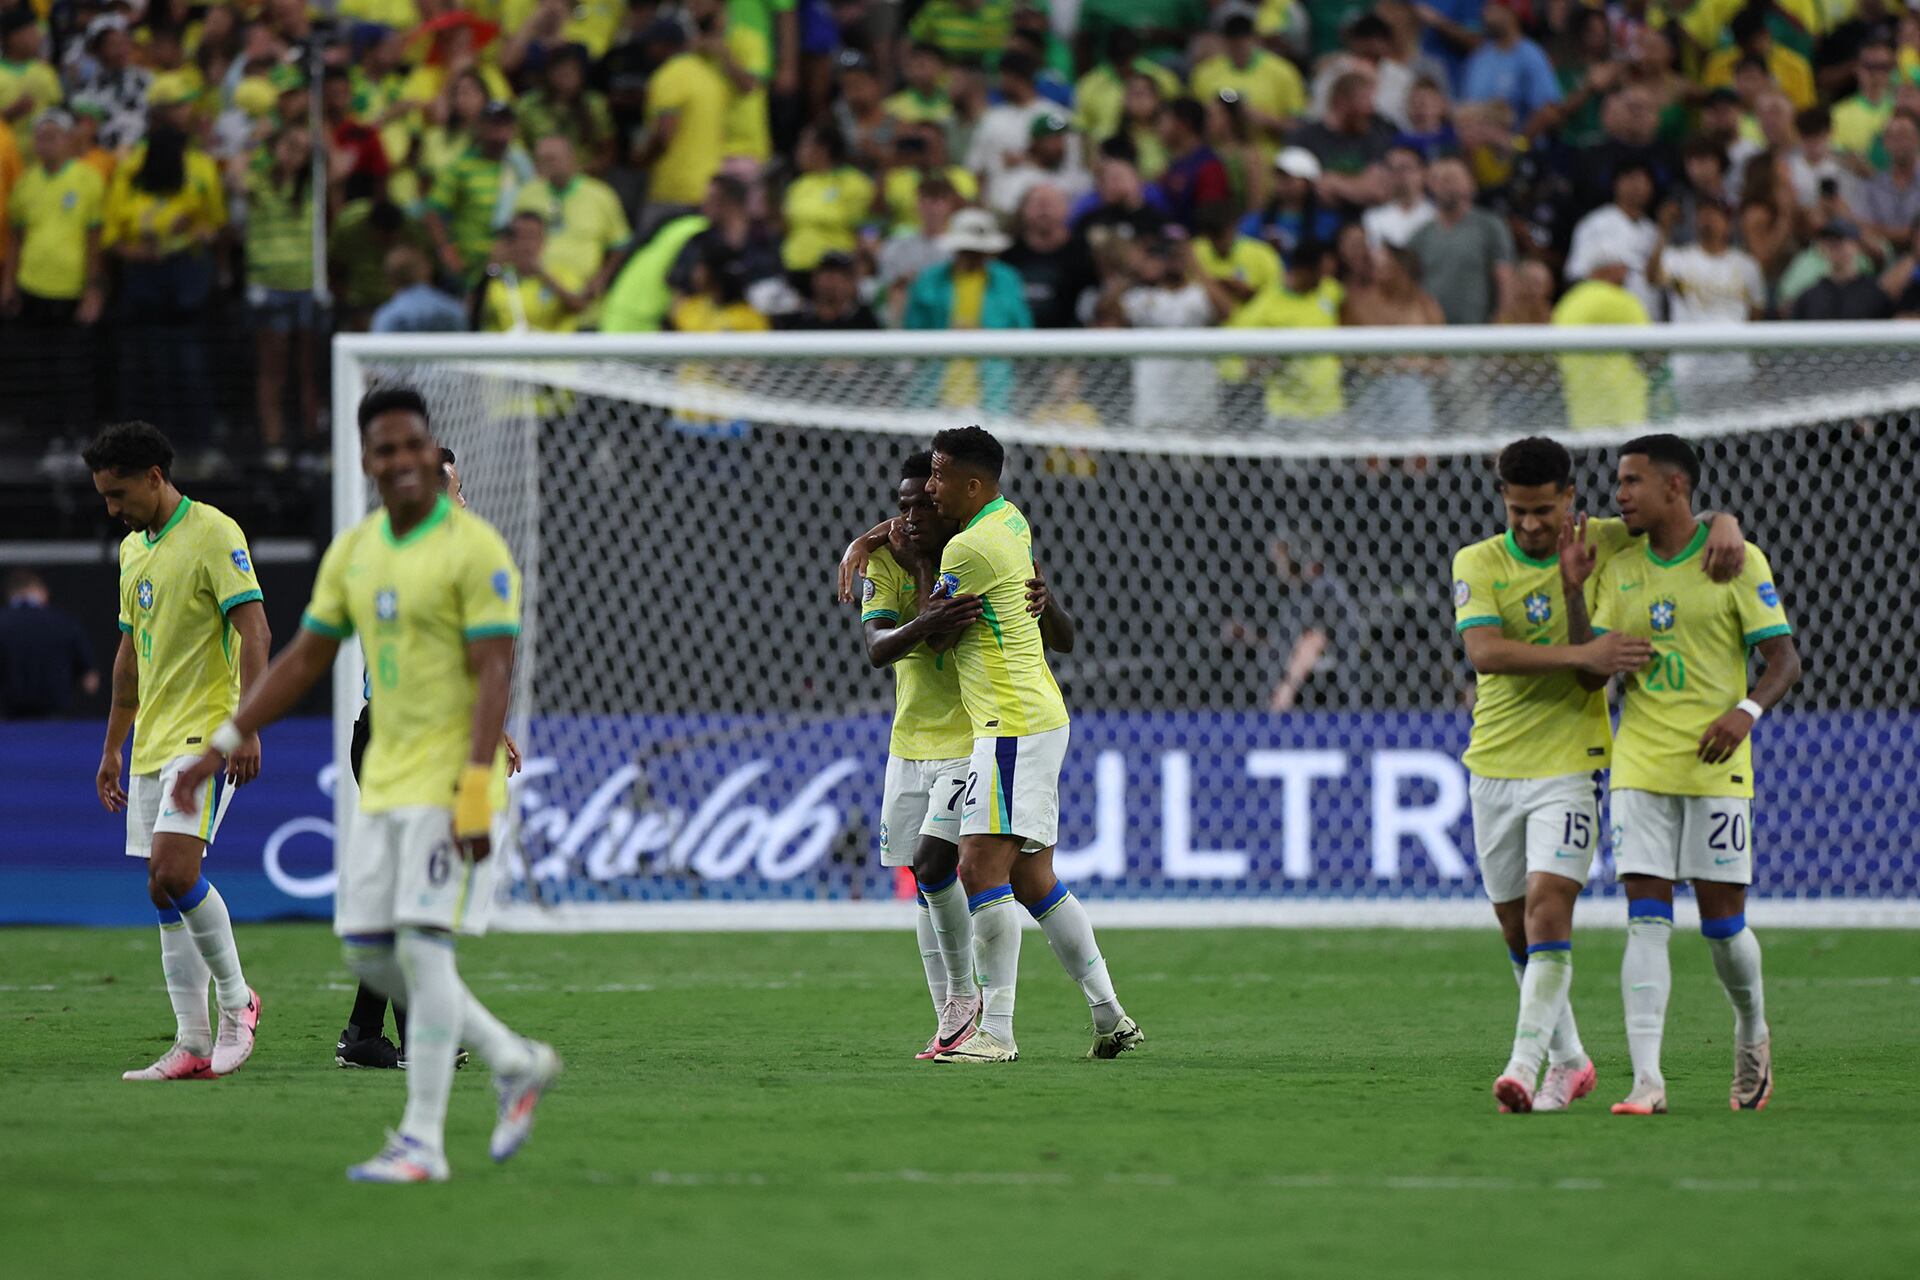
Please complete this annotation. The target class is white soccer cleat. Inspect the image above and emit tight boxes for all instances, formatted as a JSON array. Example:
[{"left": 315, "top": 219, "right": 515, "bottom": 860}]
[
  {"left": 933, "top": 1028, "right": 1018, "bottom": 1063},
  {"left": 1610, "top": 1082, "right": 1669, "bottom": 1116},
  {"left": 211, "top": 987, "right": 262, "bottom": 1076},
  {"left": 1493, "top": 1073, "right": 1535, "bottom": 1113},
  {"left": 927, "top": 992, "right": 981, "bottom": 1060},
  {"left": 347, "top": 1131, "right": 449, "bottom": 1184},
  {"left": 490, "top": 1040, "right": 562, "bottom": 1163},
  {"left": 1731, "top": 1036, "right": 1773, "bottom": 1111},
  {"left": 1088, "top": 1015, "right": 1145, "bottom": 1060},
  {"left": 122, "top": 1041, "right": 216, "bottom": 1081},
  {"left": 1533, "top": 1058, "right": 1598, "bottom": 1112}
]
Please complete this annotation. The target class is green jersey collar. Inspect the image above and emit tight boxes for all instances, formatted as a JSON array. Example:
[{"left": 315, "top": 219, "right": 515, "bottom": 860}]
[
  {"left": 382, "top": 493, "right": 452, "bottom": 547},
  {"left": 1646, "top": 520, "right": 1709, "bottom": 567},
  {"left": 965, "top": 495, "right": 1008, "bottom": 530},
  {"left": 1503, "top": 528, "right": 1557, "bottom": 569},
  {"left": 145, "top": 495, "right": 193, "bottom": 546}
]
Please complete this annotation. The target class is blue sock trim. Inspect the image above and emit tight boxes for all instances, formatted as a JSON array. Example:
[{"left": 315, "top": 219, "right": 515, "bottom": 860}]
[
  {"left": 1627, "top": 898, "right": 1675, "bottom": 922},
  {"left": 399, "top": 925, "right": 456, "bottom": 947},
  {"left": 920, "top": 871, "right": 958, "bottom": 895},
  {"left": 156, "top": 905, "right": 182, "bottom": 925},
  {"left": 914, "top": 890, "right": 928, "bottom": 908},
  {"left": 1527, "top": 940, "right": 1573, "bottom": 954},
  {"left": 1027, "top": 882, "right": 1071, "bottom": 920},
  {"left": 341, "top": 931, "right": 397, "bottom": 947},
  {"left": 172, "top": 875, "right": 211, "bottom": 912},
  {"left": 1507, "top": 948, "right": 1526, "bottom": 966},
  {"left": 1700, "top": 913, "right": 1747, "bottom": 940},
  {"left": 967, "top": 885, "right": 1014, "bottom": 914}
]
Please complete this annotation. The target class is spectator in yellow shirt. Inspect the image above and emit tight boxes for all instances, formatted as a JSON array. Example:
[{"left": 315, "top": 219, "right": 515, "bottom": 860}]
[
  {"left": 1552, "top": 259, "right": 1651, "bottom": 430},
  {"left": 669, "top": 238, "right": 771, "bottom": 332},
  {"left": 780, "top": 123, "right": 876, "bottom": 272},
  {"left": 1190, "top": 13, "right": 1306, "bottom": 160},
  {"left": 476, "top": 211, "right": 591, "bottom": 331},
  {"left": 1830, "top": 41, "right": 1898, "bottom": 158},
  {"left": 513, "top": 133, "right": 632, "bottom": 289},
  {"left": 1703, "top": 9, "right": 1816, "bottom": 110},
  {"left": 885, "top": 43, "right": 956, "bottom": 127},
  {"left": 636, "top": 18, "right": 729, "bottom": 220},
  {"left": 3, "top": 110, "right": 106, "bottom": 432},
  {"left": 0, "top": 9, "right": 62, "bottom": 126}
]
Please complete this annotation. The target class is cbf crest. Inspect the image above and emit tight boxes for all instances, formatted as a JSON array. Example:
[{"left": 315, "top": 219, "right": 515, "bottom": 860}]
[
  {"left": 1523, "top": 591, "right": 1552, "bottom": 626},
  {"left": 137, "top": 578, "right": 155, "bottom": 610},
  {"left": 375, "top": 588, "right": 399, "bottom": 622},
  {"left": 1649, "top": 597, "right": 1677, "bottom": 633}
]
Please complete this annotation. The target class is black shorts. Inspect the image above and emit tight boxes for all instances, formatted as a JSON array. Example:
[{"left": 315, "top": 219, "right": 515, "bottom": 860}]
[{"left": 349, "top": 705, "right": 371, "bottom": 786}]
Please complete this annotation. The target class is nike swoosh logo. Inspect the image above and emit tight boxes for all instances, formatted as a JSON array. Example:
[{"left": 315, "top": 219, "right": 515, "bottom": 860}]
[
  {"left": 930, "top": 816, "right": 957, "bottom": 824},
  {"left": 1554, "top": 850, "right": 1580, "bottom": 859},
  {"left": 1492, "top": 581, "right": 1508, "bottom": 590},
  {"left": 1713, "top": 856, "right": 1740, "bottom": 865},
  {"left": 936, "top": 1025, "right": 973, "bottom": 1051},
  {"left": 1620, "top": 583, "right": 1639, "bottom": 591}
]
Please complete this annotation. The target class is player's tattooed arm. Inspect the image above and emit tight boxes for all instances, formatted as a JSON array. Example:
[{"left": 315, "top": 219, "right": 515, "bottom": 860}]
[
  {"left": 225, "top": 600, "right": 271, "bottom": 787},
  {"left": 836, "top": 519, "right": 895, "bottom": 603},
  {"left": 1698, "top": 510, "right": 1747, "bottom": 583},
  {"left": 96, "top": 633, "right": 139, "bottom": 813},
  {"left": 1028, "top": 562, "right": 1076, "bottom": 653},
  {"left": 1698, "top": 634, "right": 1803, "bottom": 764}
]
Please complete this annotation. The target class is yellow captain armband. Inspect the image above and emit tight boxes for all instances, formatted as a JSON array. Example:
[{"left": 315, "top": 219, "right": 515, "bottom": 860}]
[{"left": 453, "top": 764, "right": 494, "bottom": 839}]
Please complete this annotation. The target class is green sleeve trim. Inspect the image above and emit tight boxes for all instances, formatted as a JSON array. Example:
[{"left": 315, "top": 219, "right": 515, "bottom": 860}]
[
  {"left": 1590, "top": 626, "right": 1609, "bottom": 636},
  {"left": 219, "top": 588, "right": 264, "bottom": 614},
  {"left": 861, "top": 609, "right": 900, "bottom": 624},
  {"left": 463, "top": 623, "right": 521, "bottom": 641},
  {"left": 1454, "top": 616, "right": 1501, "bottom": 633},
  {"left": 301, "top": 611, "right": 353, "bottom": 639},
  {"left": 1744, "top": 623, "right": 1793, "bottom": 646},
  {"left": 118, "top": 620, "right": 133, "bottom": 633}
]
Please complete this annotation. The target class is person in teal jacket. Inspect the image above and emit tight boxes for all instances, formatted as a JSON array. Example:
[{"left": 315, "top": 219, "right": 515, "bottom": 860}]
[{"left": 902, "top": 208, "right": 1033, "bottom": 413}]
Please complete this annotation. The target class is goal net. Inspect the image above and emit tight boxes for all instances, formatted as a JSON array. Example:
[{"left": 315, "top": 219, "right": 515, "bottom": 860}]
[{"left": 333, "top": 325, "right": 1920, "bottom": 930}]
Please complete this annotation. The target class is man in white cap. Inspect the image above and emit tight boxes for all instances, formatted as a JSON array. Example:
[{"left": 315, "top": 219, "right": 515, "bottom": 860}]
[{"left": 902, "top": 206, "right": 1031, "bottom": 332}]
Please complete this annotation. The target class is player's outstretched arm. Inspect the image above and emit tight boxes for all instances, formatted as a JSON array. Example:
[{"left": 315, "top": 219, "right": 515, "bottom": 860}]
[
  {"left": 454, "top": 635, "right": 516, "bottom": 862},
  {"left": 1028, "top": 562, "right": 1076, "bottom": 653},
  {"left": 96, "top": 632, "right": 138, "bottom": 813},
  {"left": 865, "top": 594, "right": 984, "bottom": 666},
  {"left": 168, "top": 629, "right": 340, "bottom": 815},
  {"left": 836, "top": 519, "right": 895, "bottom": 603},
  {"left": 1697, "top": 634, "right": 1803, "bottom": 764},
  {"left": 1700, "top": 512, "right": 1748, "bottom": 583},
  {"left": 225, "top": 600, "right": 272, "bottom": 787}
]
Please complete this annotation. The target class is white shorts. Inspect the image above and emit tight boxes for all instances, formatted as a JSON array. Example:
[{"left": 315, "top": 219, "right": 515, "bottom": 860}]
[
  {"left": 961, "top": 725, "right": 1069, "bottom": 849},
  {"left": 1611, "top": 788, "right": 1754, "bottom": 885},
  {"left": 880, "top": 754, "right": 971, "bottom": 867},
  {"left": 124, "top": 755, "right": 235, "bottom": 857},
  {"left": 1468, "top": 771, "right": 1601, "bottom": 903},
  {"left": 333, "top": 806, "right": 500, "bottom": 938}
]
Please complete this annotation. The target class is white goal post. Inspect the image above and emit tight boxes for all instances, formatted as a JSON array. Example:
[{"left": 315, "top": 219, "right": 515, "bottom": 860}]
[{"left": 333, "top": 324, "right": 1920, "bottom": 930}]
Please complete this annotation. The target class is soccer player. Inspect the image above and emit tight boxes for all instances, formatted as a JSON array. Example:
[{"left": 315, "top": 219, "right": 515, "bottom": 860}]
[
  {"left": 1454, "top": 436, "right": 1750, "bottom": 1113},
  {"left": 86, "top": 422, "right": 268, "bottom": 1082},
  {"left": 1572, "top": 434, "right": 1800, "bottom": 1116},
  {"left": 171, "top": 388, "right": 560, "bottom": 1181},
  {"left": 920, "top": 425, "right": 1142, "bottom": 1064},
  {"left": 857, "top": 451, "right": 1134, "bottom": 1060}
]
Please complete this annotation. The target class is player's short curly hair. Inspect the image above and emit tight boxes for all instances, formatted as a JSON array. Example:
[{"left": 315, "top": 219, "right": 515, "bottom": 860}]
[
  {"left": 357, "top": 385, "right": 431, "bottom": 436},
  {"left": 1621, "top": 433, "right": 1701, "bottom": 491},
  {"left": 1496, "top": 436, "right": 1573, "bottom": 490},
  {"left": 931, "top": 426, "right": 1004, "bottom": 480},
  {"left": 82, "top": 422, "right": 174, "bottom": 480},
  {"left": 900, "top": 451, "right": 933, "bottom": 481}
]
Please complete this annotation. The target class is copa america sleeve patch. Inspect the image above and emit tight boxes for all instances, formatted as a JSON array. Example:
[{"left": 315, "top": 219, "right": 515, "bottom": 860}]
[
  {"left": 1758, "top": 582, "right": 1779, "bottom": 608},
  {"left": 492, "top": 569, "right": 512, "bottom": 600},
  {"left": 1452, "top": 579, "right": 1471, "bottom": 608},
  {"left": 861, "top": 578, "right": 876, "bottom": 603},
  {"left": 231, "top": 548, "right": 251, "bottom": 573},
  {"left": 934, "top": 572, "right": 960, "bottom": 599}
]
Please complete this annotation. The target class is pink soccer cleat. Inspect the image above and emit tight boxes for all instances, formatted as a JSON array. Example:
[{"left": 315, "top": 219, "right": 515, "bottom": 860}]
[
  {"left": 1610, "top": 1083, "right": 1669, "bottom": 1115},
  {"left": 1493, "top": 1073, "right": 1536, "bottom": 1113},
  {"left": 1731, "top": 1037, "right": 1773, "bottom": 1111},
  {"left": 211, "top": 987, "right": 262, "bottom": 1076},
  {"left": 1533, "top": 1059, "right": 1598, "bottom": 1112},
  {"left": 123, "top": 1041, "right": 216, "bottom": 1081},
  {"left": 929, "top": 992, "right": 981, "bottom": 1060},
  {"left": 915, "top": 1031, "right": 942, "bottom": 1061}
]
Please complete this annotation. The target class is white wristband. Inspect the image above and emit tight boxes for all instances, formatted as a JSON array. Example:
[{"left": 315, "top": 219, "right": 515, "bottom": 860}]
[
  {"left": 1736, "top": 699, "right": 1765, "bottom": 723},
  {"left": 210, "top": 721, "right": 244, "bottom": 756}
]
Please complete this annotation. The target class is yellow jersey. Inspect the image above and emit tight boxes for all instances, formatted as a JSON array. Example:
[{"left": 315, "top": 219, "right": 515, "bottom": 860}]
[
  {"left": 301, "top": 496, "right": 521, "bottom": 813},
  {"left": 1226, "top": 285, "right": 1343, "bottom": 419},
  {"left": 9, "top": 159, "right": 105, "bottom": 300},
  {"left": 1190, "top": 50, "right": 1305, "bottom": 156},
  {"left": 936, "top": 497, "right": 1068, "bottom": 739},
  {"left": 860, "top": 546, "right": 974, "bottom": 761},
  {"left": 512, "top": 174, "right": 632, "bottom": 280},
  {"left": 1194, "top": 234, "right": 1282, "bottom": 325},
  {"left": 1551, "top": 280, "right": 1649, "bottom": 430},
  {"left": 116, "top": 498, "right": 264, "bottom": 775},
  {"left": 645, "top": 52, "right": 728, "bottom": 207},
  {"left": 780, "top": 166, "right": 876, "bottom": 271},
  {"left": 1592, "top": 529, "right": 1793, "bottom": 798},
  {"left": 1453, "top": 519, "right": 1641, "bottom": 779}
]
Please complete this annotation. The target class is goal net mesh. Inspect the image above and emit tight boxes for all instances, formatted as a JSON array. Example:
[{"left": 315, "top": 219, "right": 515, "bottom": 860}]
[{"left": 340, "top": 332, "right": 1920, "bottom": 922}]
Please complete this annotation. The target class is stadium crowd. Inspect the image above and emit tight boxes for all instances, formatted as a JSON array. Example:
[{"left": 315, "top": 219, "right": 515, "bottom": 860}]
[{"left": 4, "top": 0, "right": 1920, "bottom": 466}]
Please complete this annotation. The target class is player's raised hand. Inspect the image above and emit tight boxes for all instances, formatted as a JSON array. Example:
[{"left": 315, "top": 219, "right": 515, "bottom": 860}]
[
  {"left": 96, "top": 749, "right": 127, "bottom": 813},
  {"left": 169, "top": 750, "right": 225, "bottom": 815},
  {"left": 1026, "top": 566, "right": 1053, "bottom": 617},
  {"left": 1701, "top": 516, "right": 1748, "bottom": 583},
  {"left": 837, "top": 526, "right": 889, "bottom": 603},
  {"left": 1578, "top": 631, "right": 1656, "bottom": 676},
  {"left": 1558, "top": 512, "right": 1597, "bottom": 591},
  {"left": 226, "top": 732, "right": 262, "bottom": 787},
  {"left": 1697, "top": 706, "right": 1756, "bottom": 764}
]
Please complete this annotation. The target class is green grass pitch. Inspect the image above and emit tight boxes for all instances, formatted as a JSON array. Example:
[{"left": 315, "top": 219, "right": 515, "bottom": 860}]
[{"left": 4, "top": 924, "right": 1917, "bottom": 1279}]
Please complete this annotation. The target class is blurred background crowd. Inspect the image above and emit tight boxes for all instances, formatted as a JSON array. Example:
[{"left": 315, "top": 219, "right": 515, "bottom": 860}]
[{"left": 3, "top": 0, "right": 1920, "bottom": 481}]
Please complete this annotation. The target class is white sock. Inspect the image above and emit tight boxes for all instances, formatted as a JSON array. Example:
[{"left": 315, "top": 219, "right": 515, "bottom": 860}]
[
  {"left": 915, "top": 894, "right": 947, "bottom": 1017},
  {"left": 1622, "top": 909, "right": 1674, "bottom": 1090},
  {"left": 922, "top": 876, "right": 974, "bottom": 1002},
  {"left": 158, "top": 914, "right": 212, "bottom": 1054},
  {"left": 1704, "top": 916, "right": 1768, "bottom": 1046},
  {"left": 1029, "top": 885, "right": 1123, "bottom": 1035},
  {"left": 1504, "top": 945, "right": 1572, "bottom": 1084},
  {"left": 175, "top": 876, "right": 248, "bottom": 1011},
  {"left": 395, "top": 929, "right": 460, "bottom": 1153},
  {"left": 1508, "top": 950, "right": 1585, "bottom": 1065},
  {"left": 969, "top": 886, "right": 1020, "bottom": 1047}
]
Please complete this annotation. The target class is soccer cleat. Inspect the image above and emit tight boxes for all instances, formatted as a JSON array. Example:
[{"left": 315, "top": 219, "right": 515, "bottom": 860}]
[
  {"left": 915, "top": 1032, "right": 942, "bottom": 1061},
  {"left": 933, "top": 1028, "right": 1019, "bottom": 1064},
  {"left": 930, "top": 992, "right": 982, "bottom": 1058},
  {"left": 1610, "top": 1083, "right": 1669, "bottom": 1116},
  {"left": 1492, "top": 1073, "right": 1535, "bottom": 1114},
  {"left": 1088, "top": 1015, "right": 1145, "bottom": 1060},
  {"left": 1731, "top": 1036, "right": 1773, "bottom": 1111},
  {"left": 347, "top": 1131, "right": 449, "bottom": 1184},
  {"left": 490, "top": 1041, "right": 562, "bottom": 1164},
  {"left": 122, "top": 1041, "right": 216, "bottom": 1081},
  {"left": 210, "top": 987, "right": 261, "bottom": 1076},
  {"left": 337, "top": 1028, "right": 401, "bottom": 1070},
  {"left": 395, "top": 1044, "right": 471, "bottom": 1071},
  {"left": 1532, "top": 1059, "right": 1598, "bottom": 1113}
]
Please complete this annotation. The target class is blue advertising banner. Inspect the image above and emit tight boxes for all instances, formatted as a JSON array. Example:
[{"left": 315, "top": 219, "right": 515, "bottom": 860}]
[{"left": 2, "top": 713, "right": 1913, "bottom": 925}]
